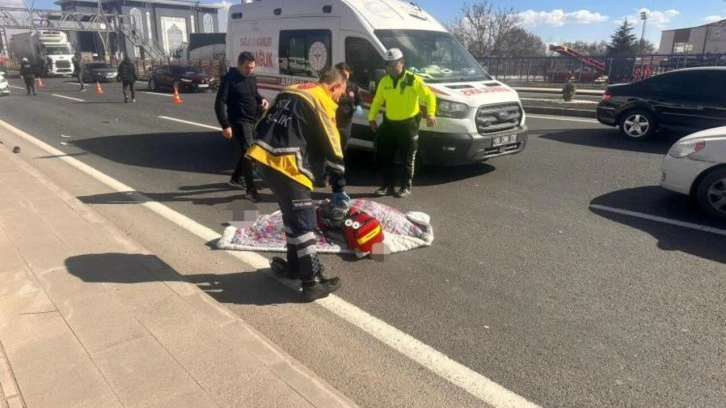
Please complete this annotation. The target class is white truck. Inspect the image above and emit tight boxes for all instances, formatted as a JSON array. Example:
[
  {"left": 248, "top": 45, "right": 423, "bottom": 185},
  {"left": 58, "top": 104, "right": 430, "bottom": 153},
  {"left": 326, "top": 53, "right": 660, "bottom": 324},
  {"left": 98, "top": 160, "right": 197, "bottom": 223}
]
[
  {"left": 11, "top": 30, "right": 74, "bottom": 77},
  {"left": 226, "top": 0, "right": 528, "bottom": 166}
]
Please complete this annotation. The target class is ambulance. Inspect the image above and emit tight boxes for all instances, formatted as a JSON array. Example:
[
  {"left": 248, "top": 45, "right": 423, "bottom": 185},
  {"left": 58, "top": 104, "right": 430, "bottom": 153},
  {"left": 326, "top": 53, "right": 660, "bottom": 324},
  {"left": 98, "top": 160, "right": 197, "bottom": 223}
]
[{"left": 226, "top": 0, "right": 528, "bottom": 166}]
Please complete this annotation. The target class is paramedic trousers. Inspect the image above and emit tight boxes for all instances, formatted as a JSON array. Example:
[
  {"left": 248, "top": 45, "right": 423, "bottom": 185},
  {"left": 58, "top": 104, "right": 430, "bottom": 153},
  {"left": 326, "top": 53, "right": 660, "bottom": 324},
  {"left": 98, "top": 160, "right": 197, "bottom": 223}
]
[
  {"left": 258, "top": 165, "right": 321, "bottom": 282},
  {"left": 24, "top": 75, "right": 36, "bottom": 95},
  {"left": 376, "top": 115, "right": 419, "bottom": 188},
  {"left": 231, "top": 121, "right": 257, "bottom": 190}
]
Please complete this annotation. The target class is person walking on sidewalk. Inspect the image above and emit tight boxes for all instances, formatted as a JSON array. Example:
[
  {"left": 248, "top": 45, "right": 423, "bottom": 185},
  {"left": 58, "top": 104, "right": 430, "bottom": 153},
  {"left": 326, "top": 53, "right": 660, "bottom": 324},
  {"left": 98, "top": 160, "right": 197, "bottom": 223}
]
[
  {"left": 368, "top": 48, "right": 437, "bottom": 198},
  {"left": 72, "top": 55, "right": 85, "bottom": 92},
  {"left": 245, "top": 67, "right": 349, "bottom": 301},
  {"left": 215, "top": 51, "right": 269, "bottom": 202},
  {"left": 19, "top": 58, "right": 36, "bottom": 96},
  {"left": 118, "top": 56, "right": 138, "bottom": 103}
]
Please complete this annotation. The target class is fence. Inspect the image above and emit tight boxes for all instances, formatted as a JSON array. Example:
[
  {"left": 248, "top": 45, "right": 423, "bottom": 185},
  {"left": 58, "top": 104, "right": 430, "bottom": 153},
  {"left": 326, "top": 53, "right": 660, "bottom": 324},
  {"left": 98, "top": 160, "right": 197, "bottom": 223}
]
[{"left": 476, "top": 53, "right": 726, "bottom": 84}]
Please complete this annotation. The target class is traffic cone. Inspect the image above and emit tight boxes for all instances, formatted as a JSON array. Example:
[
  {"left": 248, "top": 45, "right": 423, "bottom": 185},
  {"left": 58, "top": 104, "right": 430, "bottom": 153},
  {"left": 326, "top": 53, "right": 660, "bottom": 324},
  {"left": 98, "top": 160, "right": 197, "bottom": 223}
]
[
  {"left": 172, "top": 86, "right": 182, "bottom": 104},
  {"left": 37, "top": 77, "right": 45, "bottom": 88},
  {"left": 96, "top": 81, "right": 104, "bottom": 95}
]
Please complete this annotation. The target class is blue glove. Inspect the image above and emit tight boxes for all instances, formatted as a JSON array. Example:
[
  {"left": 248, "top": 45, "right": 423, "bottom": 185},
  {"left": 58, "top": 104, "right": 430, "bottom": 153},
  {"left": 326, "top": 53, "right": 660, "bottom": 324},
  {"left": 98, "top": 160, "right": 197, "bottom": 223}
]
[
  {"left": 354, "top": 105, "right": 364, "bottom": 116},
  {"left": 331, "top": 191, "right": 351, "bottom": 206}
]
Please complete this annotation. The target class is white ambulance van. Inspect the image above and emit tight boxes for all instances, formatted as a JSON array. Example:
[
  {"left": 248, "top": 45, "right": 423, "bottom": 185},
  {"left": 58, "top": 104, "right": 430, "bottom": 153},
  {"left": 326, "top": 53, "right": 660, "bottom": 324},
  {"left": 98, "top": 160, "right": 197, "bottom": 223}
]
[{"left": 226, "top": 0, "right": 528, "bottom": 166}]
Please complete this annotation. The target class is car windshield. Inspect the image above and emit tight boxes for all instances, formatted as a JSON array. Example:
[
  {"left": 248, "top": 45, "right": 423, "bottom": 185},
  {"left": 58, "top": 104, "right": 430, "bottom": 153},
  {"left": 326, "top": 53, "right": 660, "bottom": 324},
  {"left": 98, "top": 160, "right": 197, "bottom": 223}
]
[
  {"left": 172, "top": 65, "right": 202, "bottom": 74},
  {"left": 87, "top": 63, "right": 111, "bottom": 69},
  {"left": 44, "top": 45, "right": 72, "bottom": 55},
  {"left": 374, "top": 29, "right": 491, "bottom": 83}
]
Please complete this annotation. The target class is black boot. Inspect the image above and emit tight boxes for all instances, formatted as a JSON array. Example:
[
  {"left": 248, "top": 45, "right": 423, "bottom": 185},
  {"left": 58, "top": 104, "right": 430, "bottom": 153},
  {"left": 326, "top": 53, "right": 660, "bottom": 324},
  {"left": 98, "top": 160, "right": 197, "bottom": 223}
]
[
  {"left": 302, "top": 274, "right": 341, "bottom": 302},
  {"left": 270, "top": 257, "right": 299, "bottom": 280}
]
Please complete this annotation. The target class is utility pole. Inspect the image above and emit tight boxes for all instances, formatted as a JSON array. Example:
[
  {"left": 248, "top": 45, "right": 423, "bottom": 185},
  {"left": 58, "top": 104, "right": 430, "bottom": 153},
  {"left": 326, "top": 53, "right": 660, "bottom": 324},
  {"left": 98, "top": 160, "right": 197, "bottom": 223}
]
[{"left": 639, "top": 11, "right": 648, "bottom": 54}]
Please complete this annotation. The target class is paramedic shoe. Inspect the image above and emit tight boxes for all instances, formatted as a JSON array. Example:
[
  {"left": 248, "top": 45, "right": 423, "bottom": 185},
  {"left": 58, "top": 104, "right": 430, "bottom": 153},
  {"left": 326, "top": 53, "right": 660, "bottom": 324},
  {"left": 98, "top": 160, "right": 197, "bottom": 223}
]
[
  {"left": 301, "top": 275, "right": 341, "bottom": 302},
  {"left": 374, "top": 186, "right": 395, "bottom": 196},
  {"left": 227, "top": 179, "right": 246, "bottom": 189},
  {"left": 270, "top": 257, "right": 299, "bottom": 280},
  {"left": 395, "top": 185, "right": 412, "bottom": 198},
  {"left": 245, "top": 189, "right": 261, "bottom": 203}
]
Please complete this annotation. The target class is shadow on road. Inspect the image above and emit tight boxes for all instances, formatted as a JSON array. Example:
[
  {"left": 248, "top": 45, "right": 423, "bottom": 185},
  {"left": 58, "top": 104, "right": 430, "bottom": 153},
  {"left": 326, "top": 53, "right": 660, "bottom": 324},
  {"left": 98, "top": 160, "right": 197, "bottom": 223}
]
[
  {"left": 589, "top": 186, "right": 726, "bottom": 263},
  {"left": 65, "top": 252, "right": 304, "bottom": 305},
  {"left": 539, "top": 127, "right": 685, "bottom": 154}
]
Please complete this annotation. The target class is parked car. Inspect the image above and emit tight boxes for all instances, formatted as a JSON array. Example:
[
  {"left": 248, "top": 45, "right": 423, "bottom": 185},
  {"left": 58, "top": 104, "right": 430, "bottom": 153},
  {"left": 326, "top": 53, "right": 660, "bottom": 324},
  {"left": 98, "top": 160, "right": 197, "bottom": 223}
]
[
  {"left": 661, "top": 126, "right": 726, "bottom": 220},
  {"left": 82, "top": 62, "right": 118, "bottom": 83},
  {"left": 597, "top": 67, "right": 726, "bottom": 140},
  {"left": 0, "top": 72, "right": 9, "bottom": 96},
  {"left": 147, "top": 64, "right": 212, "bottom": 92}
]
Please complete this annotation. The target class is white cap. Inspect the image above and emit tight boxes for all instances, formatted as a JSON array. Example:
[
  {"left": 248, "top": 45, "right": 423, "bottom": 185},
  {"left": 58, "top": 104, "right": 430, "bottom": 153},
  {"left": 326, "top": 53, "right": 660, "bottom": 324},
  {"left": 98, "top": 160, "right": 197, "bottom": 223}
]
[
  {"left": 22, "top": 57, "right": 28, "bottom": 62},
  {"left": 383, "top": 48, "right": 404, "bottom": 62}
]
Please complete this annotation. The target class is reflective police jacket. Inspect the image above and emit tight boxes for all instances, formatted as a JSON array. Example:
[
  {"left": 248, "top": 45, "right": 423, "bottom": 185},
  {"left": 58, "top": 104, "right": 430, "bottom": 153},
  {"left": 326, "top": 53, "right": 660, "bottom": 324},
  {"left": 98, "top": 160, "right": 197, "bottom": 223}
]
[
  {"left": 246, "top": 82, "right": 345, "bottom": 192},
  {"left": 368, "top": 70, "right": 437, "bottom": 122}
]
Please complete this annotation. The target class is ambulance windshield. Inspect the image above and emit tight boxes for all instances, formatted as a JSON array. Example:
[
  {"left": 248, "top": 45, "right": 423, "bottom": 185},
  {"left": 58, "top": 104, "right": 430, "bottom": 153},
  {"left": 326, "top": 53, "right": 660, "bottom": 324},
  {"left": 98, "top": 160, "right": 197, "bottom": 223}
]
[{"left": 374, "top": 29, "right": 491, "bottom": 83}]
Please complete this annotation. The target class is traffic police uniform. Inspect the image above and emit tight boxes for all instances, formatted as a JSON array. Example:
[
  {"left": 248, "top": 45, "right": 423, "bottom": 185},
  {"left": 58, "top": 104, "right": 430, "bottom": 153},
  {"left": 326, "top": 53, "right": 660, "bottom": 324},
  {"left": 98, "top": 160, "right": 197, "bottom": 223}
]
[
  {"left": 368, "top": 49, "right": 436, "bottom": 196},
  {"left": 246, "top": 81, "right": 346, "bottom": 300}
]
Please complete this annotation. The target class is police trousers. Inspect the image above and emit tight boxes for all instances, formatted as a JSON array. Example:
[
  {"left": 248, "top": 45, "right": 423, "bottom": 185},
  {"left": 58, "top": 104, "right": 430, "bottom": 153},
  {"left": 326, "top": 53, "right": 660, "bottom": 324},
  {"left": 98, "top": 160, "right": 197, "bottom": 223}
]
[
  {"left": 376, "top": 115, "right": 419, "bottom": 188},
  {"left": 258, "top": 166, "right": 321, "bottom": 282}
]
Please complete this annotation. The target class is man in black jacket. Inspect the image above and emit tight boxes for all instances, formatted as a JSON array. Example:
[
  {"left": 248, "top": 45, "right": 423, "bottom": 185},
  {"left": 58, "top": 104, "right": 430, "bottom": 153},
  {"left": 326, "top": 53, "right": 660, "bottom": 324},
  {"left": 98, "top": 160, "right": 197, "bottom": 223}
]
[
  {"left": 215, "top": 51, "right": 269, "bottom": 202},
  {"left": 117, "top": 56, "right": 138, "bottom": 103},
  {"left": 246, "top": 67, "right": 349, "bottom": 301},
  {"left": 333, "top": 62, "right": 362, "bottom": 151},
  {"left": 19, "top": 58, "right": 36, "bottom": 96}
]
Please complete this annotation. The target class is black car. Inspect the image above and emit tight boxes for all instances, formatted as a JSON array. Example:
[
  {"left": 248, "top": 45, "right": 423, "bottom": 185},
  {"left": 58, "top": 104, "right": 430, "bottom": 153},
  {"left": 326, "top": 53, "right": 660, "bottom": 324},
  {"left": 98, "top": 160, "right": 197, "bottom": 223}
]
[
  {"left": 148, "top": 64, "right": 212, "bottom": 93},
  {"left": 596, "top": 67, "right": 726, "bottom": 140},
  {"left": 81, "top": 62, "right": 119, "bottom": 83}
]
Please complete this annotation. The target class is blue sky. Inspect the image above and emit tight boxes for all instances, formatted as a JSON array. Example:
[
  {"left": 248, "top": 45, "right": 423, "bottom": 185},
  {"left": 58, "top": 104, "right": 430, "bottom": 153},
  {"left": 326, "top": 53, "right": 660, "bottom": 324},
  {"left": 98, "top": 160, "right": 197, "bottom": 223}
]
[{"left": 8, "top": 0, "right": 726, "bottom": 45}]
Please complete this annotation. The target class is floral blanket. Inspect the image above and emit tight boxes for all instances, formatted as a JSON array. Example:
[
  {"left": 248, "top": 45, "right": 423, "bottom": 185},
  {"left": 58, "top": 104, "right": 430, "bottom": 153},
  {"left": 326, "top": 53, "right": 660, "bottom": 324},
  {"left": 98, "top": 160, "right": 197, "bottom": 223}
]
[{"left": 217, "top": 199, "right": 434, "bottom": 256}]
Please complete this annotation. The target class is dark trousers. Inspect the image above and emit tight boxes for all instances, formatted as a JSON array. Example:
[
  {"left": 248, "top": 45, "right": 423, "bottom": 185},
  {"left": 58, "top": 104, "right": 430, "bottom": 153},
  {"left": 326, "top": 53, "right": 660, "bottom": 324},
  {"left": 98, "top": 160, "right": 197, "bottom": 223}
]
[
  {"left": 231, "top": 121, "right": 257, "bottom": 190},
  {"left": 376, "top": 117, "right": 419, "bottom": 188},
  {"left": 76, "top": 72, "right": 84, "bottom": 90},
  {"left": 122, "top": 81, "right": 135, "bottom": 100},
  {"left": 259, "top": 166, "right": 321, "bottom": 282},
  {"left": 23, "top": 75, "right": 36, "bottom": 95},
  {"left": 338, "top": 121, "right": 352, "bottom": 152}
]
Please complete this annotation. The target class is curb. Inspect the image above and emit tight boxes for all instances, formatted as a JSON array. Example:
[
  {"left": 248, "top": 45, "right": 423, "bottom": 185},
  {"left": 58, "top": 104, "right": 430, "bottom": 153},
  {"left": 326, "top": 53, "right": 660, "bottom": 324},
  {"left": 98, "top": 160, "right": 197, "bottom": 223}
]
[
  {"left": 0, "top": 341, "right": 24, "bottom": 408},
  {"left": 523, "top": 106, "right": 596, "bottom": 119}
]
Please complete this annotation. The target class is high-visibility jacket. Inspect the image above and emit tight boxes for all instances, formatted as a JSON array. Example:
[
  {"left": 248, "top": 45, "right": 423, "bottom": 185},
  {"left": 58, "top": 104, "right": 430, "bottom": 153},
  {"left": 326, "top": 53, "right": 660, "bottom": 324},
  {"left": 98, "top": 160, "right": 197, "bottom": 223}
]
[
  {"left": 368, "top": 70, "right": 437, "bottom": 121},
  {"left": 246, "top": 82, "right": 345, "bottom": 192}
]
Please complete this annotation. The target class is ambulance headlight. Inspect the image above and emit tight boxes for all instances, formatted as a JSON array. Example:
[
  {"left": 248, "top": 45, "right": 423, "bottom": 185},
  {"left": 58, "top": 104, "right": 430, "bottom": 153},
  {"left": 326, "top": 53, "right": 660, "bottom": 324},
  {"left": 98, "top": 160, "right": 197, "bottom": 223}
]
[{"left": 437, "top": 99, "right": 469, "bottom": 119}]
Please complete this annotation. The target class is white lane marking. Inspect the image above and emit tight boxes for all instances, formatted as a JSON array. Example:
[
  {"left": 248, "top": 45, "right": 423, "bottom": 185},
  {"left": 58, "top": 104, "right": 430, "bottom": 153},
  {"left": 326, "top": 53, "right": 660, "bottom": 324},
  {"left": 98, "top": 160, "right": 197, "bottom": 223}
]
[
  {"left": 10, "top": 85, "right": 25, "bottom": 90},
  {"left": 52, "top": 94, "right": 85, "bottom": 102},
  {"left": 0, "top": 118, "right": 540, "bottom": 408},
  {"left": 527, "top": 114, "right": 600, "bottom": 124},
  {"left": 590, "top": 204, "right": 726, "bottom": 237},
  {"left": 158, "top": 115, "right": 220, "bottom": 131},
  {"left": 143, "top": 91, "right": 173, "bottom": 97}
]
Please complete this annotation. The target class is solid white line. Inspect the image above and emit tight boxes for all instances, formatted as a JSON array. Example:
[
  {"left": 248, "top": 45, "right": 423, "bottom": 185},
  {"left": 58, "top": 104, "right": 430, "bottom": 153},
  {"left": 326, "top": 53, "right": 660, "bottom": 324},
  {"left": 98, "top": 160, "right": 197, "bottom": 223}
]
[
  {"left": 0, "top": 119, "right": 540, "bottom": 408},
  {"left": 527, "top": 114, "right": 600, "bottom": 124},
  {"left": 143, "top": 91, "right": 172, "bottom": 97},
  {"left": 590, "top": 204, "right": 726, "bottom": 237},
  {"left": 9, "top": 85, "right": 25, "bottom": 90},
  {"left": 52, "top": 94, "right": 85, "bottom": 102},
  {"left": 158, "top": 116, "right": 220, "bottom": 131}
]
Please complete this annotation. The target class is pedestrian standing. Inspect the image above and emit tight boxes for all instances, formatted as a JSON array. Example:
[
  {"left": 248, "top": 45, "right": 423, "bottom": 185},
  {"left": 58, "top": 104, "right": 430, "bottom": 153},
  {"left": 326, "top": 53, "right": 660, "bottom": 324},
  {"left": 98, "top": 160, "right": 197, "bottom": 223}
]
[
  {"left": 19, "top": 58, "right": 36, "bottom": 96},
  {"left": 245, "top": 67, "right": 349, "bottom": 301},
  {"left": 117, "top": 56, "right": 138, "bottom": 103},
  {"left": 333, "top": 62, "right": 362, "bottom": 151},
  {"left": 368, "top": 48, "right": 437, "bottom": 198},
  {"left": 215, "top": 51, "right": 269, "bottom": 202},
  {"left": 72, "top": 55, "right": 85, "bottom": 92}
]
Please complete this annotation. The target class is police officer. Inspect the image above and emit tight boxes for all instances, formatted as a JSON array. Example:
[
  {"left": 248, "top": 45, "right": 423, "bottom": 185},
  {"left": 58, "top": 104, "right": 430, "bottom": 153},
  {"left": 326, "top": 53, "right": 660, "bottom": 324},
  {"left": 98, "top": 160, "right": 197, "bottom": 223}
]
[
  {"left": 246, "top": 67, "right": 349, "bottom": 301},
  {"left": 19, "top": 58, "right": 36, "bottom": 96},
  {"left": 215, "top": 51, "right": 269, "bottom": 202},
  {"left": 368, "top": 48, "right": 437, "bottom": 198}
]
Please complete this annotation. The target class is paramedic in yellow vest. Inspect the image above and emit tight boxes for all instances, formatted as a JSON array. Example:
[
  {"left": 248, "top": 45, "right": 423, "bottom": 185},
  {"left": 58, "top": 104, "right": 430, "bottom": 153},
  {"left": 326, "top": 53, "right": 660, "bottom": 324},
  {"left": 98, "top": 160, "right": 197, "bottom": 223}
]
[
  {"left": 246, "top": 67, "right": 349, "bottom": 302},
  {"left": 368, "top": 48, "right": 437, "bottom": 198}
]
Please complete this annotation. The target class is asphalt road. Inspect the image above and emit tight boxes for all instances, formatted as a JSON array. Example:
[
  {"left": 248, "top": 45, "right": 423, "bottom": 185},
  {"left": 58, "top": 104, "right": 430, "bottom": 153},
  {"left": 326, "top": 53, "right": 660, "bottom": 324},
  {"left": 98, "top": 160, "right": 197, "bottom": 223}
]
[{"left": 2, "top": 77, "right": 725, "bottom": 408}]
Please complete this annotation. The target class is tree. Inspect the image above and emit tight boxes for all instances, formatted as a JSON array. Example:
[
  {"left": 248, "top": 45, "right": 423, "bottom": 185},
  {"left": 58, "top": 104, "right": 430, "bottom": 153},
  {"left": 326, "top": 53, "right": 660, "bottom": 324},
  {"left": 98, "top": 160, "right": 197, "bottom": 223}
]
[
  {"left": 638, "top": 39, "right": 657, "bottom": 54},
  {"left": 447, "top": 1, "right": 545, "bottom": 58},
  {"left": 607, "top": 21, "right": 638, "bottom": 56}
]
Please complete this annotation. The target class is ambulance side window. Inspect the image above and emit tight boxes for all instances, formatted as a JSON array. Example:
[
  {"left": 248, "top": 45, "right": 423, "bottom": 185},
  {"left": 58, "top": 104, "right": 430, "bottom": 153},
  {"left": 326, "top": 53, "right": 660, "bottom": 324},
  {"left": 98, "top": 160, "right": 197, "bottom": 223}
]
[
  {"left": 279, "top": 30, "right": 332, "bottom": 78},
  {"left": 345, "top": 37, "right": 385, "bottom": 93}
]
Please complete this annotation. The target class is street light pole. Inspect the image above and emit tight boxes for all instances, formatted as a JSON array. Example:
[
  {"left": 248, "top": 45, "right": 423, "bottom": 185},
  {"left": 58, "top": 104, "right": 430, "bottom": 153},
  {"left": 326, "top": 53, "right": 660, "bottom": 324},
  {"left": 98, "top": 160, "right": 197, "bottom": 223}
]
[{"left": 640, "top": 11, "right": 648, "bottom": 54}]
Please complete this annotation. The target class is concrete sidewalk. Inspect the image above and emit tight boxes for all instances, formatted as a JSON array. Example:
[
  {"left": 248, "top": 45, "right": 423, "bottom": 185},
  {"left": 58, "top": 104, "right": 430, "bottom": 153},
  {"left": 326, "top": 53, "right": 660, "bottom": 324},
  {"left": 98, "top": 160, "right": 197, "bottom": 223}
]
[{"left": 0, "top": 138, "right": 355, "bottom": 407}]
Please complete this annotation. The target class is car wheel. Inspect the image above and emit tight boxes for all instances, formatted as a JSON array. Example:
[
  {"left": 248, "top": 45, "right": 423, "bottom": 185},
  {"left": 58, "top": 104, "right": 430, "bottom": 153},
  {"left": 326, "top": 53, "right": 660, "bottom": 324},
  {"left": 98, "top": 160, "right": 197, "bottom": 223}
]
[
  {"left": 696, "top": 168, "right": 726, "bottom": 220},
  {"left": 619, "top": 109, "right": 656, "bottom": 140},
  {"left": 149, "top": 78, "right": 157, "bottom": 91}
]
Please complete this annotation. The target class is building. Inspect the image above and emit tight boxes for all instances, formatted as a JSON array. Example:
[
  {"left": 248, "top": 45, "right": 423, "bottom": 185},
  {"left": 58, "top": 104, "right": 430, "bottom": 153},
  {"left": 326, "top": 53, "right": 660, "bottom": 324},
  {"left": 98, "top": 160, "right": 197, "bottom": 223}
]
[
  {"left": 659, "top": 19, "right": 726, "bottom": 54},
  {"left": 55, "top": 0, "right": 223, "bottom": 59}
]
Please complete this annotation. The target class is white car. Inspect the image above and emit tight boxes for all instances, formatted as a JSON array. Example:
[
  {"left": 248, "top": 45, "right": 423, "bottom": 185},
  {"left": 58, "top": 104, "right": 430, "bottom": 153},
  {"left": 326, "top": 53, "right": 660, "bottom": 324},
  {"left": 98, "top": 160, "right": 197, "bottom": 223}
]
[
  {"left": 0, "top": 72, "right": 9, "bottom": 96},
  {"left": 661, "top": 127, "right": 726, "bottom": 219}
]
